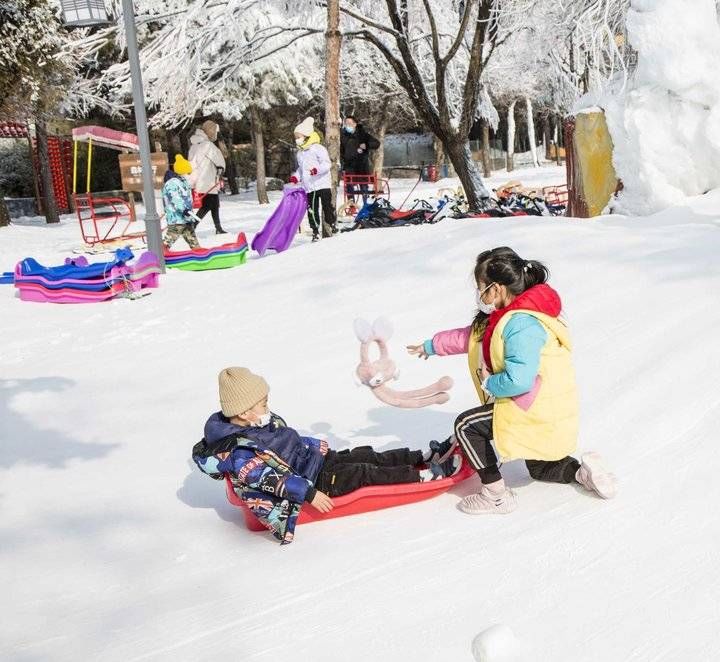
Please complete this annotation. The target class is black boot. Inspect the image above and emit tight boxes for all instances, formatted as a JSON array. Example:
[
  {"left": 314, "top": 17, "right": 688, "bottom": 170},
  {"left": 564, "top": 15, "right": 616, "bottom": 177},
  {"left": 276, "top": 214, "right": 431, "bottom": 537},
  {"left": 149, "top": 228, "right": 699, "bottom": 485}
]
[
  {"left": 215, "top": 227, "right": 228, "bottom": 235},
  {"left": 424, "top": 436, "right": 457, "bottom": 464}
]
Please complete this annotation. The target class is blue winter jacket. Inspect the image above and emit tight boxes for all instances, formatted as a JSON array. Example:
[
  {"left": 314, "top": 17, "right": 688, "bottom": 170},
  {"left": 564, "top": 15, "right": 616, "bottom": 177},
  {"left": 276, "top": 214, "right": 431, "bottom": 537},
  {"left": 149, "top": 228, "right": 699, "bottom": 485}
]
[
  {"left": 193, "top": 412, "right": 328, "bottom": 544},
  {"left": 162, "top": 172, "right": 192, "bottom": 225},
  {"left": 424, "top": 313, "right": 547, "bottom": 398},
  {"left": 202, "top": 412, "right": 327, "bottom": 503}
]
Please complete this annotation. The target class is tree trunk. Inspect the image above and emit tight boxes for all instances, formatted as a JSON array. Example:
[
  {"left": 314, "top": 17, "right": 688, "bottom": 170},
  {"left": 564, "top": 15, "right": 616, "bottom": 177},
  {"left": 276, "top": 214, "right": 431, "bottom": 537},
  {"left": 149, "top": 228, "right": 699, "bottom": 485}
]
[
  {"left": 555, "top": 116, "right": 562, "bottom": 165},
  {"left": 506, "top": 100, "right": 516, "bottom": 172},
  {"left": 0, "top": 198, "right": 10, "bottom": 227},
  {"left": 542, "top": 114, "right": 552, "bottom": 161},
  {"left": 324, "top": 0, "right": 341, "bottom": 208},
  {"left": 372, "top": 119, "right": 388, "bottom": 176},
  {"left": 433, "top": 135, "right": 445, "bottom": 167},
  {"left": 526, "top": 97, "right": 539, "bottom": 168},
  {"left": 35, "top": 116, "right": 60, "bottom": 224},
  {"left": 445, "top": 138, "right": 489, "bottom": 209},
  {"left": 481, "top": 121, "right": 492, "bottom": 178},
  {"left": 168, "top": 131, "right": 182, "bottom": 158},
  {"left": 218, "top": 123, "right": 239, "bottom": 196},
  {"left": 250, "top": 107, "right": 269, "bottom": 204},
  {"left": 372, "top": 101, "right": 390, "bottom": 177}
]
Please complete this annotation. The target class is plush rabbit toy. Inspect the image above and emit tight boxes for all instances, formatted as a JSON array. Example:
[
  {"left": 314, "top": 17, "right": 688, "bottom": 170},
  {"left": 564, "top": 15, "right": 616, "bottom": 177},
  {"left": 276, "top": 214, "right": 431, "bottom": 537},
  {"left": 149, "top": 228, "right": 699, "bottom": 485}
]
[{"left": 354, "top": 317, "right": 453, "bottom": 408}]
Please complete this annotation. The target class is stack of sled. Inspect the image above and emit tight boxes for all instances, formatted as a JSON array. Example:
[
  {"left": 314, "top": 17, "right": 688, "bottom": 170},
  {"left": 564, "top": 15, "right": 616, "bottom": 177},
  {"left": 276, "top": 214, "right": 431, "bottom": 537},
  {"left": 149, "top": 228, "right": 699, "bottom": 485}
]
[
  {"left": 164, "top": 232, "right": 248, "bottom": 271},
  {"left": 13, "top": 248, "right": 161, "bottom": 303}
]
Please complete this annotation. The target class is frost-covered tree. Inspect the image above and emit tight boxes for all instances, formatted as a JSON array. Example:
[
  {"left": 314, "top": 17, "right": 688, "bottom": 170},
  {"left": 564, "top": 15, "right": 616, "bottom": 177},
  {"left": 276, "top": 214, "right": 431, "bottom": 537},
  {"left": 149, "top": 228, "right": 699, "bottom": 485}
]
[
  {"left": 0, "top": 0, "right": 77, "bottom": 224},
  {"left": 340, "top": 37, "right": 416, "bottom": 175},
  {"left": 338, "top": 0, "right": 536, "bottom": 207}
]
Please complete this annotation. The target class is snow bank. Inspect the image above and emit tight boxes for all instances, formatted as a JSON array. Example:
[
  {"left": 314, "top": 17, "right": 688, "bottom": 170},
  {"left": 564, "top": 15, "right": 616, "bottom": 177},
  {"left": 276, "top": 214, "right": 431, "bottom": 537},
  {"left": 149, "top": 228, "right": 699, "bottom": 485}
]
[{"left": 601, "top": 0, "right": 720, "bottom": 214}]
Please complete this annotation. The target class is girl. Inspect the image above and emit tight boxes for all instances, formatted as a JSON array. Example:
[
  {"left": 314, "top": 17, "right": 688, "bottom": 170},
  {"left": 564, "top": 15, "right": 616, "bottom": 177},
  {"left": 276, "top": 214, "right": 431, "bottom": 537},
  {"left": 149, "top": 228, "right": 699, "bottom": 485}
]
[
  {"left": 408, "top": 247, "right": 616, "bottom": 514},
  {"left": 289, "top": 117, "right": 337, "bottom": 242}
]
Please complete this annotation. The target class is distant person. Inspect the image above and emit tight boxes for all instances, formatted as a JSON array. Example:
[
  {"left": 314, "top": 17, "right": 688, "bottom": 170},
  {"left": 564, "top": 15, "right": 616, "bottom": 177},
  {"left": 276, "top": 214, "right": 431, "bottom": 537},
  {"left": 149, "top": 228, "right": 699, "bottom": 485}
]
[
  {"left": 341, "top": 116, "right": 380, "bottom": 201},
  {"left": 188, "top": 120, "right": 227, "bottom": 234},
  {"left": 289, "top": 117, "right": 336, "bottom": 242},
  {"left": 162, "top": 155, "right": 199, "bottom": 250}
]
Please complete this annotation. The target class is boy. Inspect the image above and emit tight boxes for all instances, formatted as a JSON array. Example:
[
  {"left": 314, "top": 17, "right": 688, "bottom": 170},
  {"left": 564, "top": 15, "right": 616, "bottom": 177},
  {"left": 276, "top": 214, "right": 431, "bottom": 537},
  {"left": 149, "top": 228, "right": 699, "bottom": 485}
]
[
  {"left": 193, "top": 367, "right": 460, "bottom": 544},
  {"left": 162, "top": 154, "right": 200, "bottom": 250}
]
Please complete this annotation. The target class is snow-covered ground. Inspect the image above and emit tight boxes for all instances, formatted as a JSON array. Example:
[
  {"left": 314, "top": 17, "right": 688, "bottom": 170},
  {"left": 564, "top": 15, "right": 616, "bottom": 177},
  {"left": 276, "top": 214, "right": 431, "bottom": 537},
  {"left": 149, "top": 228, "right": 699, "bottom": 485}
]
[{"left": 2, "top": 165, "right": 720, "bottom": 661}]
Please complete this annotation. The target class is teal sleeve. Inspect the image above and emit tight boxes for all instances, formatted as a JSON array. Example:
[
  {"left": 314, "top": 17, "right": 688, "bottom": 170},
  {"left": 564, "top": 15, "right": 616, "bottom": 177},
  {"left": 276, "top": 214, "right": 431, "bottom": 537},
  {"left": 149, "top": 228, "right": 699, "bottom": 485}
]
[
  {"left": 423, "top": 339, "right": 436, "bottom": 356},
  {"left": 485, "top": 314, "right": 546, "bottom": 398}
]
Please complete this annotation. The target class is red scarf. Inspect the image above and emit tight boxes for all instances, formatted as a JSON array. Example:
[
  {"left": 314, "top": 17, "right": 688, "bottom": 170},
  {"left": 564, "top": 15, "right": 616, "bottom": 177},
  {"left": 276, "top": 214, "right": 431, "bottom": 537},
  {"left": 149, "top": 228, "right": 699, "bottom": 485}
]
[{"left": 481, "top": 284, "right": 562, "bottom": 370}]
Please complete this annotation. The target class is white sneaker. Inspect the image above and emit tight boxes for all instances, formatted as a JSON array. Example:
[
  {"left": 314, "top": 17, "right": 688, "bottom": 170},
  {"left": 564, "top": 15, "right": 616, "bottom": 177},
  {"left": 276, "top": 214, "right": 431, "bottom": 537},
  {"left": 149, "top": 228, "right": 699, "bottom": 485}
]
[
  {"left": 459, "top": 480, "right": 517, "bottom": 514},
  {"left": 575, "top": 452, "right": 617, "bottom": 499}
]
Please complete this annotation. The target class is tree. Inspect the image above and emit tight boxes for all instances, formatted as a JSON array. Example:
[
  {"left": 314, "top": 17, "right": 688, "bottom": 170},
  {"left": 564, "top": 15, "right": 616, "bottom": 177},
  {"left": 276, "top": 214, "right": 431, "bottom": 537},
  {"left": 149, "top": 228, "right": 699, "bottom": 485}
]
[
  {"left": 340, "top": 35, "right": 417, "bottom": 176},
  {"left": 0, "top": 0, "right": 75, "bottom": 224}
]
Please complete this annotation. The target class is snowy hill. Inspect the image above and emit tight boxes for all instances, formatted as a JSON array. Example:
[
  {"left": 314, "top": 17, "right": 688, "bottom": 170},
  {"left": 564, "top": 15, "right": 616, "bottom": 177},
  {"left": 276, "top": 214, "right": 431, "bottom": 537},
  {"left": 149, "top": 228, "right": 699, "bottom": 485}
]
[{"left": 2, "top": 166, "right": 720, "bottom": 661}]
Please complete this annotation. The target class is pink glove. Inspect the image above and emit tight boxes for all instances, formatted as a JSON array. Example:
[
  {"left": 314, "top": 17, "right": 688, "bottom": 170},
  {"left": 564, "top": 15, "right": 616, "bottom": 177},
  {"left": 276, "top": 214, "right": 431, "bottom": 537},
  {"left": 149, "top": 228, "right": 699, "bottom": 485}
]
[
  {"left": 289, "top": 175, "right": 299, "bottom": 184},
  {"left": 310, "top": 167, "right": 318, "bottom": 176}
]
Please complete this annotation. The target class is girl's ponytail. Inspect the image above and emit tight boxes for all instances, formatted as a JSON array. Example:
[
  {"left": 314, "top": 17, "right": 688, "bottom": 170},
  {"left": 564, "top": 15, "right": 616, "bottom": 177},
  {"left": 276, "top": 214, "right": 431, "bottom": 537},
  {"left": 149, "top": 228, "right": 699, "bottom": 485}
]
[{"left": 522, "top": 260, "right": 549, "bottom": 289}]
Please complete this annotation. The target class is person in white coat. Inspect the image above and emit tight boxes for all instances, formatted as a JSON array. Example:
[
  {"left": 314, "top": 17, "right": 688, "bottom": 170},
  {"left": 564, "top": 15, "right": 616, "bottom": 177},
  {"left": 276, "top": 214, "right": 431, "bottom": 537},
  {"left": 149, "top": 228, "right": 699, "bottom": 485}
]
[
  {"left": 188, "top": 120, "right": 227, "bottom": 234},
  {"left": 289, "top": 117, "right": 336, "bottom": 241}
]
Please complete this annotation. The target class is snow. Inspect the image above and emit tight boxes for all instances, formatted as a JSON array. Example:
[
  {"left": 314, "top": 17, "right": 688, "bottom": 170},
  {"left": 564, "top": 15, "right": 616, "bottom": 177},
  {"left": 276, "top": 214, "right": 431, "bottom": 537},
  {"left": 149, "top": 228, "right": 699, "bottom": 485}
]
[
  {"left": 471, "top": 625, "right": 526, "bottom": 662},
  {"left": 600, "top": 0, "right": 720, "bottom": 214},
  {"left": 2, "top": 166, "right": 720, "bottom": 661}
]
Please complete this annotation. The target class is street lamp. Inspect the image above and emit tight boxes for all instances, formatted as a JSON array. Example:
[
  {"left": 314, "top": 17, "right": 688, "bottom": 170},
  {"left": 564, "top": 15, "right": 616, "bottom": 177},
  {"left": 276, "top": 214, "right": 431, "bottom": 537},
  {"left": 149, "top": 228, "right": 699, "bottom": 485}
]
[{"left": 60, "top": 0, "right": 165, "bottom": 271}]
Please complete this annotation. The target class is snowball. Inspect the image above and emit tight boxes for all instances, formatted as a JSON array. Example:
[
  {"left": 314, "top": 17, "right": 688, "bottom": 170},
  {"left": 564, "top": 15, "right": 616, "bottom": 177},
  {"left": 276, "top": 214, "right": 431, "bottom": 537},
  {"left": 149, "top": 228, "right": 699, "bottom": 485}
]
[{"left": 471, "top": 624, "right": 527, "bottom": 662}]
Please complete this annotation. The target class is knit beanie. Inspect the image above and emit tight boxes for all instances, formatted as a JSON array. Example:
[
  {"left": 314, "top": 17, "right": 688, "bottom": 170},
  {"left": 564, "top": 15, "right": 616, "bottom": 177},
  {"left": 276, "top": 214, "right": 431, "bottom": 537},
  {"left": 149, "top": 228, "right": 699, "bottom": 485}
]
[
  {"left": 294, "top": 117, "right": 314, "bottom": 138},
  {"left": 201, "top": 120, "right": 219, "bottom": 141},
  {"left": 173, "top": 154, "right": 192, "bottom": 176},
  {"left": 218, "top": 367, "right": 269, "bottom": 417}
]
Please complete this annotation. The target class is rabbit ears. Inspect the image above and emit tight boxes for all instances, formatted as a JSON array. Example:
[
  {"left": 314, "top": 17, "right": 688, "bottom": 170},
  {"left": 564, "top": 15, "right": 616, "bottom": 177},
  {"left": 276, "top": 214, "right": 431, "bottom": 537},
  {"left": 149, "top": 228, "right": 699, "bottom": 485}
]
[{"left": 354, "top": 317, "right": 393, "bottom": 342}]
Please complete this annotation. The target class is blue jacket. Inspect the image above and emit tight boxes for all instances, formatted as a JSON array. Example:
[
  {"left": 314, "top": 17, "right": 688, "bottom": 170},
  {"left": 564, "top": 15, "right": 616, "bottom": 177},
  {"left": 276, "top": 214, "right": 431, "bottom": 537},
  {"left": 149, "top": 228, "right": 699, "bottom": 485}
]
[
  {"left": 162, "top": 172, "right": 192, "bottom": 225},
  {"left": 193, "top": 412, "right": 329, "bottom": 544},
  {"left": 424, "top": 313, "right": 546, "bottom": 398},
  {"left": 484, "top": 313, "right": 546, "bottom": 397}
]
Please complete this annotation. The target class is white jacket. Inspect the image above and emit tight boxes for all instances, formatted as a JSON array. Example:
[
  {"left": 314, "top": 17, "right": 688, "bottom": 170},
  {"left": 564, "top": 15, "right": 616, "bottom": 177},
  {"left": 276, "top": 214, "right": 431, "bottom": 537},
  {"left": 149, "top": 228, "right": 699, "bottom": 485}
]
[
  {"left": 188, "top": 129, "right": 226, "bottom": 194},
  {"left": 293, "top": 143, "right": 332, "bottom": 192}
]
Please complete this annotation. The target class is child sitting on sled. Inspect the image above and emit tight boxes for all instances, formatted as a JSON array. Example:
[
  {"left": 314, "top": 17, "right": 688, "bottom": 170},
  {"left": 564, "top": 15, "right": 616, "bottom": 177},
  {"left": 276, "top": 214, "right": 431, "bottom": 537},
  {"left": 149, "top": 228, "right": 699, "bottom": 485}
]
[{"left": 193, "top": 367, "right": 460, "bottom": 544}]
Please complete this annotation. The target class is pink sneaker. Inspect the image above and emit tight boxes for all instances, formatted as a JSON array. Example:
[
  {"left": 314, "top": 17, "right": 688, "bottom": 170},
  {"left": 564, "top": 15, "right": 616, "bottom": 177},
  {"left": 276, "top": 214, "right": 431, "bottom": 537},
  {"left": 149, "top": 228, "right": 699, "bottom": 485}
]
[
  {"left": 459, "top": 480, "right": 517, "bottom": 514},
  {"left": 576, "top": 452, "right": 617, "bottom": 499}
]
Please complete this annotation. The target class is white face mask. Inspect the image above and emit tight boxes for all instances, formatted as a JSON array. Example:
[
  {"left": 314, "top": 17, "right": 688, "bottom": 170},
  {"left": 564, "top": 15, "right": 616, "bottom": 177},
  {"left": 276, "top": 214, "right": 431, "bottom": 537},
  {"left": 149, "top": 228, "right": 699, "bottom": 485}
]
[
  {"left": 476, "top": 283, "right": 496, "bottom": 315},
  {"left": 257, "top": 413, "right": 272, "bottom": 427},
  {"left": 295, "top": 137, "right": 305, "bottom": 146}
]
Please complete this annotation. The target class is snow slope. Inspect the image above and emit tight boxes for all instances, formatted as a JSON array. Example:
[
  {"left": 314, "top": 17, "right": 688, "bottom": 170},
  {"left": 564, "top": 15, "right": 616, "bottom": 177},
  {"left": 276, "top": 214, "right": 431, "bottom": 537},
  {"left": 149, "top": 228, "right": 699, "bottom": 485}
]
[{"left": 2, "top": 166, "right": 720, "bottom": 661}]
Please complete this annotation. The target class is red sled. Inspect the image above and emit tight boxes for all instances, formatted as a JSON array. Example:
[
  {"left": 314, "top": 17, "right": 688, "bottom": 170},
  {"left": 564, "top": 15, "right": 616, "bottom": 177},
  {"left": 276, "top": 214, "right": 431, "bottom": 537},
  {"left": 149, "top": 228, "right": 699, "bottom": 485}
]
[{"left": 225, "top": 451, "right": 475, "bottom": 531}]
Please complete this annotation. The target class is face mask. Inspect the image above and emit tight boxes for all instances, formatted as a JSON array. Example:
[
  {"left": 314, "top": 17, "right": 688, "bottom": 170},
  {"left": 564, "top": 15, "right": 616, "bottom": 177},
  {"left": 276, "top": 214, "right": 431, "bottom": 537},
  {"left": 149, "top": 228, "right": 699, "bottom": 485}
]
[
  {"left": 257, "top": 413, "right": 272, "bottom": 427},
  {"left": 295, "top": 137, "right": 305, "bottom": 146},
  {"left": 476, "top": 283, "right": 496, "bottom": 315},
  {"left": 344, "top": 126, "right": 355, "bottom": 134}
]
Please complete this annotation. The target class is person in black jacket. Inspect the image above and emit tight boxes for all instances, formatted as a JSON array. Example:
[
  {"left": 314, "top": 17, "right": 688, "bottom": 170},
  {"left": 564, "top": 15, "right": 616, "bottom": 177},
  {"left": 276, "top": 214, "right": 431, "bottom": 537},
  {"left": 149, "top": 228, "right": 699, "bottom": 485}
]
[{"left": 341, "top": 116, "right": 380, "bottom": 201}]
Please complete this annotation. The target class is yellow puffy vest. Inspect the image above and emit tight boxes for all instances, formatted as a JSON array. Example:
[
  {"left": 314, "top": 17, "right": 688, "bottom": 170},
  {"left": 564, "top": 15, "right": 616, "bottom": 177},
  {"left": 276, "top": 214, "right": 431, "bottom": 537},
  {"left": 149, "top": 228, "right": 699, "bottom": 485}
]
[{"left": 467, "top": 310, "right": 578, "bottom": 461}]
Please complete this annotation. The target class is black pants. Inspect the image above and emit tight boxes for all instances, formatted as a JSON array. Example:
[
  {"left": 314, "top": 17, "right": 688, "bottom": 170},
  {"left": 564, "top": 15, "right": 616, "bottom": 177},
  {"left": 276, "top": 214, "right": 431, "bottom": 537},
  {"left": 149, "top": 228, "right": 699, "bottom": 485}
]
[
  {"left": 454, "top": 404, "right": 580, "bottom": 485},
  {"left": 315, "top": 446, "right": 423, "bottom": 497},
  {"left": 196, "top": 192, "right": 223, "bottom": 231},
  {"left": 308, "top": 188, "right": 337, "bottom": 237}
]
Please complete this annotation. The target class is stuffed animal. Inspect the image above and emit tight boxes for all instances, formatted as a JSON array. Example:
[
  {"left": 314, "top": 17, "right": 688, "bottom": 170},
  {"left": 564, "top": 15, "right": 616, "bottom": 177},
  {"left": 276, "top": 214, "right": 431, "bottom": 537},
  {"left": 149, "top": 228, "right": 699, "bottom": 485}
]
[{"left": 354, "top": 317, "right": 453, "bottom": 408}]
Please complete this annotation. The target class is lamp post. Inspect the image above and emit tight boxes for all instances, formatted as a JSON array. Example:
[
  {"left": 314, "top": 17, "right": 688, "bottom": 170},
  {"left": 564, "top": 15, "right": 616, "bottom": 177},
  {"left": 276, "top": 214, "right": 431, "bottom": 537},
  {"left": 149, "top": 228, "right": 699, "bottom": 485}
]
[{"left": 61, "top": 0, "right": 165, "bottom": 270}]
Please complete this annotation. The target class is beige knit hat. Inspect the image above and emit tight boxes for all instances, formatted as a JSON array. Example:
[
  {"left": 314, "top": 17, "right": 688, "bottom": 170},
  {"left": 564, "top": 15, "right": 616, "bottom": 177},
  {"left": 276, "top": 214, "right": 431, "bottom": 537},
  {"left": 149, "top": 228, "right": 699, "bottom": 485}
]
[
  {"left": 201, "top": 120, "right": 219, "bottom": 141},
  {"left": 218, "top": 367, "right": 269, "bottom": 417}
]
